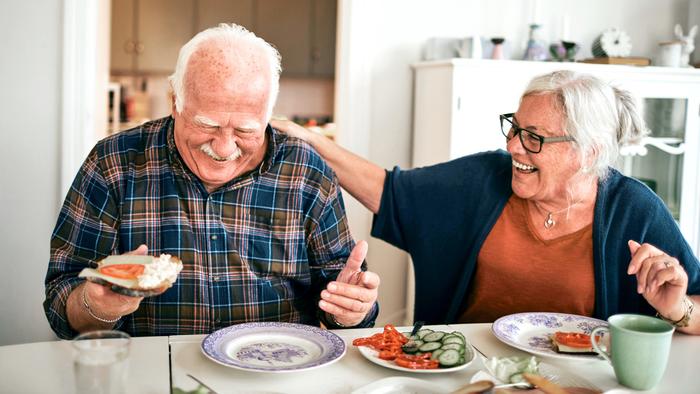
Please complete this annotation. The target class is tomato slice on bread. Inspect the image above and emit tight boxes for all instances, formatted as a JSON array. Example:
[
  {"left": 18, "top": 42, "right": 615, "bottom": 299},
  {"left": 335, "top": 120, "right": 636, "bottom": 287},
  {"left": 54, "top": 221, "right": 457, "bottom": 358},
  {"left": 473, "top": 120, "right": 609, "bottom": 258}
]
[
  {"left": 98, "top": 264, "right": 145, "bottom": 279},
  {"left": 554, "top": 332, "right": 593, "bottom": 348}
]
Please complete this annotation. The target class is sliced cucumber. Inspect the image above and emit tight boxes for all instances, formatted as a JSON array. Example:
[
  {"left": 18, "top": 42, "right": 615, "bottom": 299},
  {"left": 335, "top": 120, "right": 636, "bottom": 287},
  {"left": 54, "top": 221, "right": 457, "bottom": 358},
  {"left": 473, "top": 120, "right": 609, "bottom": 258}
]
[
  {"left": 437, "top": 349, "right": 461, "bottom": 367},
  {"left": 416, "top": 328, "right": 433, "bottom": 339},
  {"left": 422, "top": 331, "right": 446, "bottom": 342},
  {"left": 430, "top": 349, "right": 444, "bottom": 360},
  {"left": 418, "top": 341, "right": 442, "bottom": 352},
  {"left": 441, "top": 343, "right": 465, "bottom": 353},
  {"left": 442, "top": 335, "right": 465, "bottom": 345},
  {"left": 451, "top": 331, "right": 466, "bottom": 341}
]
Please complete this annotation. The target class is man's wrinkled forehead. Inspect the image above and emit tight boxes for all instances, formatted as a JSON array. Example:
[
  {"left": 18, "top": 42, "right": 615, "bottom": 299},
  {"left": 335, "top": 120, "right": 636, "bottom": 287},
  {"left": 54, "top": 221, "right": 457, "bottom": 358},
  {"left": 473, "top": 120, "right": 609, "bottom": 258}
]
[{"left": 184, "top": 41, "right": 271, "bottom": 89}]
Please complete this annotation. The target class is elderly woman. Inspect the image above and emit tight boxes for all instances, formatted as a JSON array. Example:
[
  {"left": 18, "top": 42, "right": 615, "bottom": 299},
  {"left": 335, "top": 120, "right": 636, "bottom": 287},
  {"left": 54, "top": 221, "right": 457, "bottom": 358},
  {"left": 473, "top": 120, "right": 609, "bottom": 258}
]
[{"left": 272, "top": 70, "right": 700, "bottom": 334}]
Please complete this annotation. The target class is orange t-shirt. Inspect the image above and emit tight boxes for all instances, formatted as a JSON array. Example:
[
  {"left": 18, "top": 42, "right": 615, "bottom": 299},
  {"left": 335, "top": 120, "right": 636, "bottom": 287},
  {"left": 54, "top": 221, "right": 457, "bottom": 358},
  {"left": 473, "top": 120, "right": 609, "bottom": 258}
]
[{"left": 459, "top": 195, "right": 595, "bottom": 323}]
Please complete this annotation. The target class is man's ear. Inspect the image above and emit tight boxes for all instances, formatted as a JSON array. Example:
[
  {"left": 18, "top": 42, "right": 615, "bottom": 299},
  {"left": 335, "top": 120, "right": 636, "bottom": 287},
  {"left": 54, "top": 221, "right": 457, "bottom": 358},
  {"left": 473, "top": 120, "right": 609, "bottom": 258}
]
[{"left": 170, "top": 93, "right": 177, "bottom": 117}]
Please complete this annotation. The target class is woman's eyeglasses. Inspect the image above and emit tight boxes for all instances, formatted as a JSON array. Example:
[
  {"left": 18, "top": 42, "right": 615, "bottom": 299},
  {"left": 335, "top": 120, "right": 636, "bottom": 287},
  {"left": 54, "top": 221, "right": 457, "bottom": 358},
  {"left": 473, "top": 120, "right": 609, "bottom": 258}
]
[{"left": 499, "top": 113, "right": 575, "bottom": 153}]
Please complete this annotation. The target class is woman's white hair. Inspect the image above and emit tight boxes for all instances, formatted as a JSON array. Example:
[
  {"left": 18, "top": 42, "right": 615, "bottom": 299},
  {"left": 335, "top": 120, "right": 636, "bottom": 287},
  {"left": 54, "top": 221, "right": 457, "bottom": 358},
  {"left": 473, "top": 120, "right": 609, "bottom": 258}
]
[
  {"left": 168, "top": 23, "right": 282, "bottom": 117},
  {"left": 522, "top": 70, "right": 649, "bottom": 179}
]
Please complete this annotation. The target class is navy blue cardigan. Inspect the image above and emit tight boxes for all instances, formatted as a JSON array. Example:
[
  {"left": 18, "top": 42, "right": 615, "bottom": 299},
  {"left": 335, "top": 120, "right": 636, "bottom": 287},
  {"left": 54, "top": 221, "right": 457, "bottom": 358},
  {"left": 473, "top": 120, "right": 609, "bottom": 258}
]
[{"left": 372, "top": 150, "right": 700, "bottom": 324}]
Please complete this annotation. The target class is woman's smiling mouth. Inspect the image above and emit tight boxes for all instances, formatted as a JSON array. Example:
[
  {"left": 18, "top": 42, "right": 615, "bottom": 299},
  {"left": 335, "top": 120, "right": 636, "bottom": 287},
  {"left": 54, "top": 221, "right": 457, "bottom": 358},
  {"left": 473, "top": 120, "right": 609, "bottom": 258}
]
[{"left": 512, "top": 159, "right": 538, "bottom": 174}]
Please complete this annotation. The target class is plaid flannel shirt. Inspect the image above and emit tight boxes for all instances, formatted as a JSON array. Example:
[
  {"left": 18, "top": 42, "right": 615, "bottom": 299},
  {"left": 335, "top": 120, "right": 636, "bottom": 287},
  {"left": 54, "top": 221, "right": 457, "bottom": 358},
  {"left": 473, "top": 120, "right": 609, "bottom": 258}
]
[{"left": 45, "top": 116, "right": 377, "bottom": 339}]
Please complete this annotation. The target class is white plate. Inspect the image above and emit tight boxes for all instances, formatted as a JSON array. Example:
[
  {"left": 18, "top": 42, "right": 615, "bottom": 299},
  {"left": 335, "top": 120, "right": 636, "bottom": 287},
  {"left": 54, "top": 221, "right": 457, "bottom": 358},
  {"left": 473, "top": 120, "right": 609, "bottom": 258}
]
[
  {"left": 472, "top": 358, "right": 600, "bottom": 391},
  {"left": 201, "top": 322, "right": 346, "bottom": 372},
  {"left": 492, "top": 312, "right": 608, "bottom": 361},
  {"left": 357, "top": 344, "right": 475, "bottom": 374},
  {"left": 351, "top": 376, "right": 449, "bottom": 394}
]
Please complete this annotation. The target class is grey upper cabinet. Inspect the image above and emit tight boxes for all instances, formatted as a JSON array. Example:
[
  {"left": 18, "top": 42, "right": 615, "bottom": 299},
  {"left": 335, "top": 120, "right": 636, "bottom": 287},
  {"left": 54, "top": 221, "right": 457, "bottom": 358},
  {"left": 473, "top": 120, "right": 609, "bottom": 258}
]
[
  {"left": 111, "top": 0, "right": 335, "bottom": 77},
  {"left": 255, "top": 0, "right": 336, "bottom": 77},
  {"left": 196, "top": 0, "right": 254, "bottom": 31},
  {"left": 310, "top": 0, "right": 336, "bottom": 77},
  {"left": 256, "top": 0, "right": 312, "bottom": 77},
  {"left": 110, "top": 0, "right": 136, "bottom": 72},
  {"left": 111, "top": 0, "right": 195, "bottom": 74}
]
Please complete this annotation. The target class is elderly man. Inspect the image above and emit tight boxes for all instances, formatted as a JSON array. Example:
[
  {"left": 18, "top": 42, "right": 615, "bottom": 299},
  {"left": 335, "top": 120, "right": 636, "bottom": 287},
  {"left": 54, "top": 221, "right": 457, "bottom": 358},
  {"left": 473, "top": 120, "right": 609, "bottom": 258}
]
[{"left": 44, "top": 24, "right": 379, "bottom": 339}]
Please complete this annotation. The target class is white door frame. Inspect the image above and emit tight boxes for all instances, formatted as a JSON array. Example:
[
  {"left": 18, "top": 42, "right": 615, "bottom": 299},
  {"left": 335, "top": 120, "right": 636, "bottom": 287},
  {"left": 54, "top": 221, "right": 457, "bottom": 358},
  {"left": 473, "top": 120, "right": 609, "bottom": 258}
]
[{"left": 60, "top": 0, "right": 110, "bottom": 199}]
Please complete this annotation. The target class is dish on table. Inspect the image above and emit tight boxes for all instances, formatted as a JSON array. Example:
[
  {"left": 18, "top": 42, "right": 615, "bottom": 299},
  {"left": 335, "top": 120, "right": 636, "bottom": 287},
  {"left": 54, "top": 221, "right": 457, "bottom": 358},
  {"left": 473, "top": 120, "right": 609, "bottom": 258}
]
[
  {"left": 354, "top": 325, "right": 475, "bottom": 373},
  {"left": 201, "top": 322, "right": 346, "bottom": 373},
  {"left": 351, "top": 376, "right": 449, "bottom": 394},
  {"left": 79, "top": 254, "right": 183, "bottom": 297},
  {"left": 492, "top": 312, "right": 608, "bottom": 361},
  {"left": 473, "top": 355, "right": 601, "bottom": 391}
]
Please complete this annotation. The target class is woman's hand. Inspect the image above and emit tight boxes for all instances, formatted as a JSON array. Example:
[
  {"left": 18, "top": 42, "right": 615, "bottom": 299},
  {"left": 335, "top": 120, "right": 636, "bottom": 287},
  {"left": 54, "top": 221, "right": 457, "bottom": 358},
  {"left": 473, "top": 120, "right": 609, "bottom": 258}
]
[
  {"left": 271, "top": 119, "right": 315, "bottom": 142},
  {"left": 627, "top": 240, "right": 688, "bottom": 321}
]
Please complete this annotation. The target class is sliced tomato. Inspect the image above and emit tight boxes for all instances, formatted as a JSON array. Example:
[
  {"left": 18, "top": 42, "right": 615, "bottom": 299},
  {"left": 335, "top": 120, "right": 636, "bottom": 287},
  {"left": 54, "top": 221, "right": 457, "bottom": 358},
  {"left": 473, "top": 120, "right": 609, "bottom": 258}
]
[
  {"left": 554, "top": 331, "right": 596, "bottom": 348},
  {"left": 99, "top": 264, "right": 145, "bottom": 279}
]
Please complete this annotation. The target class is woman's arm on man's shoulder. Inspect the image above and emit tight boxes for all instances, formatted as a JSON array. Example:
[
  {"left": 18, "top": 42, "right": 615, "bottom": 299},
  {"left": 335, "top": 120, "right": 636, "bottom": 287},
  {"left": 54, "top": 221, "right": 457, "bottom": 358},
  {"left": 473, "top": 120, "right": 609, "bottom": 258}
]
[{"left": 271, "top": 119, "right": 385, "bottom": 214}]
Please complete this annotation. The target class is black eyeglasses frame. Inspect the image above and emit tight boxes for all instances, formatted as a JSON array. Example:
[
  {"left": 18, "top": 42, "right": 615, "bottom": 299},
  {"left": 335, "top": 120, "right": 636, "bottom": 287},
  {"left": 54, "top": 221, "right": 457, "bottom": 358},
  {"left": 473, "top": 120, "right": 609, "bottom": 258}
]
[{"left": 499, "top": 113, "right": 575, "bottom": 154}]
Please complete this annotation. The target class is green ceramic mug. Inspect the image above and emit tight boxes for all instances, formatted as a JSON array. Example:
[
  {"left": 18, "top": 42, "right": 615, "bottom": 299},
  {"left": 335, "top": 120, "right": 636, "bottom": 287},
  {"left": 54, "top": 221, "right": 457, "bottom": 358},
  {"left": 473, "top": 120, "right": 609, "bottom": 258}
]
[{"left": 591, "top": 314, "right": 674, "bottom": 390}]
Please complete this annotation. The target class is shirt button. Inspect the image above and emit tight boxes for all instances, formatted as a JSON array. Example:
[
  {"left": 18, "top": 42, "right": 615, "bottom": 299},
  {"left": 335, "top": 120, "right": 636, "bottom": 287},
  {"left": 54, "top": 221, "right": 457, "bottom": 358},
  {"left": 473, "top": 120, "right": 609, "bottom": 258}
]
[
  {"left": 215, "top": 318, "right": 221, "bottom": 323},
  {"left": 210, "top": 235, "right": 218, "bottom": 240},
  {"left": 213, "top": 276, "right": 220, "bottom": 282}
]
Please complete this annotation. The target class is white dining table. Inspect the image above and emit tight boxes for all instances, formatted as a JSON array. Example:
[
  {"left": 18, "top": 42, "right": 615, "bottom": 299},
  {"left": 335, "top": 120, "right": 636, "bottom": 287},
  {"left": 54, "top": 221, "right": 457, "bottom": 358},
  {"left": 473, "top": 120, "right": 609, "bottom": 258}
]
[
  {"left": 1, "top": 323, "right": 697, "bottom": 394},
  {"left": 0, "top": 335, "right": 170, "bottom": 393},
  {"left": 169, "top": 323, "right": 699, "bottom": 394}
]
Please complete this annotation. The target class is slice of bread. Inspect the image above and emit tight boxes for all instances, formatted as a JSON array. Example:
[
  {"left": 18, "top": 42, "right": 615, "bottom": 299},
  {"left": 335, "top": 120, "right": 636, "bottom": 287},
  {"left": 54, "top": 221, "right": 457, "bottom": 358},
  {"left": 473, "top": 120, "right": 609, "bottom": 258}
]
[
  {"left": 78, "top": 254, "right": 182, "bottom": 293},
  {"left": 552, "top": 331, "right": 597, "bottom": 354}
]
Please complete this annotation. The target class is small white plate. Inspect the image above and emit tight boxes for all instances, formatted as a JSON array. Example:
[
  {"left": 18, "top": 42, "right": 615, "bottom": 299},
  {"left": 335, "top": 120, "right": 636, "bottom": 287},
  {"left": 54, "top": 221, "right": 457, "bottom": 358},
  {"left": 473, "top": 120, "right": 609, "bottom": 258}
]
[
  {"left": 472, "top": 359, "right": 600, "bottom": 391},
  {"left": 492, "top": 312, "right": 608, "bottom": 361},
  {"left": 351, "top": 376, "right": 449, "bottom": 394},
  {"left": 357, "top": 344, "right": 474, "bottom": 374}
]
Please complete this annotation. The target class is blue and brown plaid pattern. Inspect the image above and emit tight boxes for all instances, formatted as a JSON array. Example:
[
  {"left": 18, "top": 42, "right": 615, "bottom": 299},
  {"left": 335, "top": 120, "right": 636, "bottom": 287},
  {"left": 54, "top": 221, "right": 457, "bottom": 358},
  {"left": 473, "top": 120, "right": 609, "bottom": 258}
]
[{"left": 45, "top": 116, "right": 364, "bottom": 339}]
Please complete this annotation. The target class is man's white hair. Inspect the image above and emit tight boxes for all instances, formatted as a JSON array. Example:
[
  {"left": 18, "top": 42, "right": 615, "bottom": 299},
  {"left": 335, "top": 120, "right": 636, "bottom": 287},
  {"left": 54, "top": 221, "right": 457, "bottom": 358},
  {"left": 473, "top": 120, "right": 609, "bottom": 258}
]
[
  {"left": 522, "top": 70, "right": 649, "bottom": 180},
  {"left": 168, "top": 23, "right": 282, "bottom": 117}
]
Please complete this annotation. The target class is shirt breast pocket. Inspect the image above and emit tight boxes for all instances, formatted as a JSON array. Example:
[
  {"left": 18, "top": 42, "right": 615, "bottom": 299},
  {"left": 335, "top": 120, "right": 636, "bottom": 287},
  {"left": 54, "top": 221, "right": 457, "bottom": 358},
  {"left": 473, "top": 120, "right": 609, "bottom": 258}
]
[{"left": 243, "top": 209, "right": 308, "bottom": 279}]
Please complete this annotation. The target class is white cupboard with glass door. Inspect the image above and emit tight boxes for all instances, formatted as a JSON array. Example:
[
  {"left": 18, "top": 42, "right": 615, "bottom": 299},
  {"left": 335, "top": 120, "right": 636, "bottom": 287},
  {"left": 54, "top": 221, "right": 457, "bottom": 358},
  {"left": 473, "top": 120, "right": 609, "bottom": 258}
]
[{"left": 412, "top": 59, "right": 700, "bottom": 254}]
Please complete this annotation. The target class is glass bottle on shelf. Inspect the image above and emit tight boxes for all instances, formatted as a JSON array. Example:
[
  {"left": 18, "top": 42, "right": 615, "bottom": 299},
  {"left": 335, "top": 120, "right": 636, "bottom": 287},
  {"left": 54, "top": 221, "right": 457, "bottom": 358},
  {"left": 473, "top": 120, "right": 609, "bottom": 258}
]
[{"left": 523, "top": 23, "right": 547, "bottom": 61}]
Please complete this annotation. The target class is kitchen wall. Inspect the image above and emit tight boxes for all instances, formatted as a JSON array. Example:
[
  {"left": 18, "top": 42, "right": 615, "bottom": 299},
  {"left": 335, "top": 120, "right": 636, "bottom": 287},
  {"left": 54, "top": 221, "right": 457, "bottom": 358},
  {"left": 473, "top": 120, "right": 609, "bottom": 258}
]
[
  {"left": 336, "top": 0, "right": 695, "bottom": 327},
  {"left": 0, "top": 0, "right": 63, "bottom": 345}
]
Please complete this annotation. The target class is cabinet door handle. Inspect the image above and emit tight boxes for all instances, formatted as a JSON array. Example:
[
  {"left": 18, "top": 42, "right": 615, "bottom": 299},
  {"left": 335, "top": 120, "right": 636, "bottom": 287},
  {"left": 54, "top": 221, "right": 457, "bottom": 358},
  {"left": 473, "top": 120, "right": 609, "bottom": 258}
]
[
  {"left": 311, "top": 48, "right": 321, "bottom": 61},
  {"left": 135, "top": 41, "right": 144, "bottom": 54},
  {"left": 124, "top": 40, "right": 135, "bottom": 54}
]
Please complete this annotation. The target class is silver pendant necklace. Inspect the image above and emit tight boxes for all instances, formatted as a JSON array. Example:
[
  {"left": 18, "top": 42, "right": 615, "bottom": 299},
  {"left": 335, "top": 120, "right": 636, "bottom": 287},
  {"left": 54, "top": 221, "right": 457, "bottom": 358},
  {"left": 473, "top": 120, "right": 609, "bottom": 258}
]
[
  {"left": 544, "top": 212, "right": 556, "bottom": 229},
  {"left": 534, "top": 201, "right": 579, "bottom": 229}
]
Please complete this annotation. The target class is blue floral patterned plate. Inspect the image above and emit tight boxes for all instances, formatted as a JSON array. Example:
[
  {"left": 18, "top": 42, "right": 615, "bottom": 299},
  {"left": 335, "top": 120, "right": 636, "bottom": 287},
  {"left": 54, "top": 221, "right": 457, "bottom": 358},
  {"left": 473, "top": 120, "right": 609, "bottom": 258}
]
[
  {"left": 492, "top": 312, "right": 608, "bottom": 361},
  {"left": 201, "top": 322, "right": 346, "bottom": 372}
]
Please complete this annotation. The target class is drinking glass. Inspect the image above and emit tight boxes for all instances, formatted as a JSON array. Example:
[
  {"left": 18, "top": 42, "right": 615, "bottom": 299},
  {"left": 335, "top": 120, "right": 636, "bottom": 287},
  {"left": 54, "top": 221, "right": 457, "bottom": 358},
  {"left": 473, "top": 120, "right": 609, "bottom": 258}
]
[{"left": 73, "top": 330, "right": 131, "bottom": 394}]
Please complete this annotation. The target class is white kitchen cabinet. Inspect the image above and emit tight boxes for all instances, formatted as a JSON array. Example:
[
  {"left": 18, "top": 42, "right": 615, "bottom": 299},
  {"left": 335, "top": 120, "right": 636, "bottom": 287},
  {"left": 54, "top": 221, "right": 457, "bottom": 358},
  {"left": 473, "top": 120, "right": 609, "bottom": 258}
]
[
  {"left": 111, "top": 0, "right": 195, "bottom": 74},
  {"left": 412, "top": 59, "right": 700, "bottom": 253}
]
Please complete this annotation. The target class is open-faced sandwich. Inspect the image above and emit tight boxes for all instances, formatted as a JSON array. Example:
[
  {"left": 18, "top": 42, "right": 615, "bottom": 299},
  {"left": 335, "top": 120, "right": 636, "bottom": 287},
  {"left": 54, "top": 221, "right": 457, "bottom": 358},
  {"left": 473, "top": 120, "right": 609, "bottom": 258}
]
[
  {"left": 552, "top": 331, "right": 599, "bottom": 354},
  {"left": 79, "top": 254, "right": 183, "bottom": 297}
]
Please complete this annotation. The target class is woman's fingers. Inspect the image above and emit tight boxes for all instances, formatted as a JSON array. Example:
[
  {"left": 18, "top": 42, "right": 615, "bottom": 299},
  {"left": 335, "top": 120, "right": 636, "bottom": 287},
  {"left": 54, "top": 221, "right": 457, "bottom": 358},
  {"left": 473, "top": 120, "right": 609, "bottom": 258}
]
[{"left": 637, "top": 255, "right": 667, "bottom": 294}]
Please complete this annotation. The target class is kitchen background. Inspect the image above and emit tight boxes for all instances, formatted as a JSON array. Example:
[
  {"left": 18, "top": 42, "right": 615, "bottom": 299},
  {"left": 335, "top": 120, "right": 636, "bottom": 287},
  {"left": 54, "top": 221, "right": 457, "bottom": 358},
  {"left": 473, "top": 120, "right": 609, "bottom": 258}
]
[{"left": 1, "top": 0, "right": 699, "bottom": 346}]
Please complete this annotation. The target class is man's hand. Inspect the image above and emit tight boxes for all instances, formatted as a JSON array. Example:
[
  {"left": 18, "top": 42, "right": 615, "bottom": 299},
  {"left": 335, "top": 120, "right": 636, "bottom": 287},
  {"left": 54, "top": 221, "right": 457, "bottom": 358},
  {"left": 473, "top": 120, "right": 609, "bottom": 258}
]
[
  {"left": 68, "top": 245, "right": 149, "bottom": 332},
  {"left": 319, "top": 241, "right": 380, "bottom": 327},
  {"left": 628, "top": 240, "right": 688, "bottom": 321}
]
